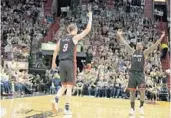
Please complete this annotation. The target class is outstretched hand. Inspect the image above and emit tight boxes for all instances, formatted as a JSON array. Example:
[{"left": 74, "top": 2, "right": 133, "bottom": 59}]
[
  {"left": 87, "top": 4, "right": 92, "bottom": 17},
  {"left": 161, "top": 31, "right": 165, "bottom": 38},
  {"left": 87, "top": 12, "right": 92, "bottom": 17}
]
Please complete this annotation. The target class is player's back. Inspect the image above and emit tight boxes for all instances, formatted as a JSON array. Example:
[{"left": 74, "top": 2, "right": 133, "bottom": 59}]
[{"left": 58, "top": 35, "right": 76, "bottom": 61}]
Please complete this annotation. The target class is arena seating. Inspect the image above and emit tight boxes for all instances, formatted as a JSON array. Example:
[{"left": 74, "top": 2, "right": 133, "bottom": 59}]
[{"left": 1, "top": 0, "right": 170, "bottom": 102}]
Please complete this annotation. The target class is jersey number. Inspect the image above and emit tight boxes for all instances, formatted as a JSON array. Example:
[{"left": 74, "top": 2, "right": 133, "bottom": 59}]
[
  {"left": 63, "top": 44, "right": 68, "bottom": 52},
  {"left": 137, "top": 58, "right": 141, "bottom": 62}
]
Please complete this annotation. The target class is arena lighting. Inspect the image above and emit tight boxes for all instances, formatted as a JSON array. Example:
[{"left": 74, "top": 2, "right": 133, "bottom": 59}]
[{"left": 61, "top": 6, "right": 70, "bottom": 12}]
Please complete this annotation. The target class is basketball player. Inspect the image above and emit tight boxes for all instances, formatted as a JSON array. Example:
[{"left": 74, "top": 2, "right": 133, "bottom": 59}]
[
  {"left": 117, "top": 30, "right": 165, "bottom": 116},
  {"left": 51, "top": 9, "right": 92, "bottom": 115}
]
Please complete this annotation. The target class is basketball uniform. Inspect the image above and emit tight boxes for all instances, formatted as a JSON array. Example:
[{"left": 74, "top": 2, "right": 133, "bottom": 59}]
[
  {"left": 58, "top": 35, "right": 77, "bottom": 85},
  {"left": 128, "top": 51, "right": 145, "bottom": 89}
]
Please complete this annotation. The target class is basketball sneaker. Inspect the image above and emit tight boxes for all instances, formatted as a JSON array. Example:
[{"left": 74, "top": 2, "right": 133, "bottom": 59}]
[
  {"left": 129, "top": 108, "right": 135, "bottom": 116},
  {"left": 64, "top": 109, "right": 72, "bottom": 115},
  {"left": 139, "top": 107, "right": 144, "bottom": 115}
]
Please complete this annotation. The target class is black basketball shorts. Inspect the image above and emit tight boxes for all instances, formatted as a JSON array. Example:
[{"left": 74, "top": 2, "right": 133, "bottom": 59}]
[
  {"left": 127, "top": 71, "right": 145, "bottom": 91},
  {"left": 59, "top": 60, "right": 76, "bottom": 85}
]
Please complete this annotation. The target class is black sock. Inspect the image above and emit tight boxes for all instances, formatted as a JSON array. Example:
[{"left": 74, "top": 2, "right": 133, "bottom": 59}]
[
  {"left": 131, "top": 102, "right": 135, "bottom": 110},
  {"left": 65, "top": 103, "right": 69, "bottom": 110},
  {"left": 140, "top": 100, "right": 144, "bottom": 107},
  {"left": 55, "top": 96, "right": 59, "bottom": 103}
]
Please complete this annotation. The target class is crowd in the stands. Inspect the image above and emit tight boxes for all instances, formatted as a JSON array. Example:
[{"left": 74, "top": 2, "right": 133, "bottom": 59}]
[
  {"left": 1, "top": 0, "right": 51, "bottom": 62},
  {"left": 0, "top": 0, "right": 169, "bottom": 101},
  {"left": 53, "top": 0, "right": 169, "bottom": 101}
]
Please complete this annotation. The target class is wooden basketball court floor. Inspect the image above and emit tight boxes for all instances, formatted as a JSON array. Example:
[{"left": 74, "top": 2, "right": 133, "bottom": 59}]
[{"left": 0, "top": 95, "right": 170, "bottom": 118}]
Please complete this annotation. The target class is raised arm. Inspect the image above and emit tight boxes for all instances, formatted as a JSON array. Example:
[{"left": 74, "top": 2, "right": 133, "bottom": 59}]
[
  {"left": 73, "top": 6, "right": 92, "bottom": 41},
  {"left": 117, "top": 29, "right": 135, "bottom": 54},
  {"left": 51, "top": 40, "right": 60, "bottom": 69},
  {"left": 144, "top": 31, "right": 165, "bottom": 57}
]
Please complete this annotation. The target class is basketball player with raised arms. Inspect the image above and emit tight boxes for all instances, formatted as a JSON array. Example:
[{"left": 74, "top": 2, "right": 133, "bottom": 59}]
[
  {"left": 117, "top": 30, "right": 165, "bottom": 116},
  {"left": 51, "top": 6, "right": 92, "bottom": 115}
]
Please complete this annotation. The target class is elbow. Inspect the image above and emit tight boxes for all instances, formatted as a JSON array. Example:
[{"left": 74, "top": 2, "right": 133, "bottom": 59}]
[{"left": 86, "top": 23, "right": 92, "bottom": 30}]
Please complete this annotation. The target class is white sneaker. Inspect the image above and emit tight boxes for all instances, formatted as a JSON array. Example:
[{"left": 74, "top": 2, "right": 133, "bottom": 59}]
[
  {"left": 64, "top": 109, "right": 72, "bottom": 115},
  {"left": 129, "top": 108, "right": 135, "bottom": 116},
  {"left": 139, "top": 107, "right": 144, "bottom": 115}
]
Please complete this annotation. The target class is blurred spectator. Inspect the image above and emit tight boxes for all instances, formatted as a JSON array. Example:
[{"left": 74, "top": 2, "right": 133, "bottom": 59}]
[
  {"left": 0, "top": 69, "right": 11, "bottom": 95},
  {"left": 1, "top": 0, "right": 49, "bottom": 62},
  {"left": 50, "top": 73, "right": 61, "bottom": 94}
]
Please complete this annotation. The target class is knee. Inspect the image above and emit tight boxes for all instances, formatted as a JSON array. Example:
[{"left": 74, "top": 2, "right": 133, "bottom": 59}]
[
  {"left": 130, "top": 90, "right": 136, "bottom": 95},
  {"left": 130, "top": 90, "right": 136, "bottom": 99}
]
